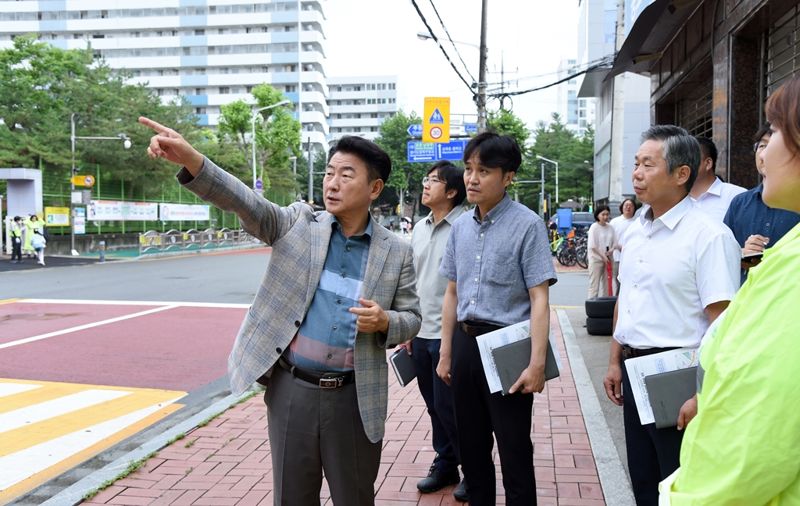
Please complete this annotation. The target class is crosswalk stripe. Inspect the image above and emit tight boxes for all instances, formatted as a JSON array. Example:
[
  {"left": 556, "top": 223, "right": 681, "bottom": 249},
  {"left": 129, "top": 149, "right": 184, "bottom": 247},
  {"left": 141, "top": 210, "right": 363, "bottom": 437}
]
[
  {"left": 0, "top": 379, "right": 185, "bottom": 503},
  {"left": 0, "top": 390, "right": 131, "bottom": 433},
  {"left": 0, "top": 383, "right": 40, "bottom": 398}
]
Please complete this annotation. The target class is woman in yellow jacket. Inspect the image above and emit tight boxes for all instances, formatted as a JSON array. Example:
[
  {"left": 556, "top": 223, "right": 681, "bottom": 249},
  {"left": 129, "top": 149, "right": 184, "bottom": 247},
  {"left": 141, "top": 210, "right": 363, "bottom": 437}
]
[{"left": 660, "top": 76, "right": 800, "bottom": 505}]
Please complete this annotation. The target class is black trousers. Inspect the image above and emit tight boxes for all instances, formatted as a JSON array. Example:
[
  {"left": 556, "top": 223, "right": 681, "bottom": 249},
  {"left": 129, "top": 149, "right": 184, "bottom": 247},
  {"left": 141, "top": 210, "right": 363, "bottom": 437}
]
[
  {"left": 622, "top": 359, "right": 684, "bottom": 506},
  {"left": 411, "top": 337, "right": 460, "bottom": 474},
  {"left": 451, "top": 324, "right": 536, "bottom": 506},
  {"left": 11, "top": 237, "right": 22, "bottom": 261}
]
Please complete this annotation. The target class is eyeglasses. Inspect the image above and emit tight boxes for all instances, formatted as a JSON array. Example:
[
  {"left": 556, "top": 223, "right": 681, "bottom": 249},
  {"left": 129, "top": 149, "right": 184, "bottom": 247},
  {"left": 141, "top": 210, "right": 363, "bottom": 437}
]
[{"left": 422, "top": 176, "right": 444, "bottom": 185}]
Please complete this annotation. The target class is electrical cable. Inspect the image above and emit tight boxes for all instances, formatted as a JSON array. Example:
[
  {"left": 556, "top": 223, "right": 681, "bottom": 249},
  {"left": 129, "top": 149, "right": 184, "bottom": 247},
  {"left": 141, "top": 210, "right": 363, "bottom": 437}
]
[
  {"left": 409, "top": 0, "right": 476, "bottom": 96},
  {"left": 489, "top": 58, "right": 614, "bottom": 98},
  {"left": 427, "top": 0, "right": 476, "bottom": 83}
]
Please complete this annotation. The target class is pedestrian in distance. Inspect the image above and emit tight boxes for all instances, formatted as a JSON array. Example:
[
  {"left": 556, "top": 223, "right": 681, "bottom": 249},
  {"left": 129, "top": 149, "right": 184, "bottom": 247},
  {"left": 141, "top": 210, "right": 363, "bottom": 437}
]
[
  {"left": 723, "top": 123, "right": 800, "bottom": 284},
  {"left": 660, "top": 71, "right": 800, "bottom": 506},
  {"left": 10, "top": 216, "right": 23, "bottom": 263},
  {"left": 586, "top": 205, "right": 616, "bottom": 299},
  {"left": 609, "top": 198, "right": 637, "bottom": 294},
  {"left": 437, "top": 132, "right": 557, "bottom": 506},
  {"left": 22, "top": 214, "right": 35, "bottom": 258},
  {"left": 401, "top": 161, "right": 468, "bottom": 501},
  {"left": 139, "top": 116, "right": 421, "bottom": 506},
  {"left": 603, "top": 125, "right": 740, "bottom": 506},
  {"left": 31, "top": 230, "right": 46, "bottom": 266}
]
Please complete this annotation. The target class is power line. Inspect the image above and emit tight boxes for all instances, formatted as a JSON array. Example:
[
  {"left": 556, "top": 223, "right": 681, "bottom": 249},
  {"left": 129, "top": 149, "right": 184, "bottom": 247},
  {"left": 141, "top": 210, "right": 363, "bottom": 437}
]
[
  {"left": 427, "top": 0, "right": 476, "bottom": 83},
  {"left": 409, "top": 0, "right": 475, "bottom": 96},
  {"left": 484, "top": 54, "right": 616, "bottom": 94},
  {"left": 489, "top": 57, "right": 614, "bottom": 98}
]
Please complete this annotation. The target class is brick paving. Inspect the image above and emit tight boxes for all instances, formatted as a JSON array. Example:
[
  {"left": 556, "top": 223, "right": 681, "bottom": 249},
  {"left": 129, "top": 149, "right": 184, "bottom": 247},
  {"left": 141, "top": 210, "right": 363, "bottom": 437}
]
[{"left": 81, "top": 310, "right": 603, "bottom": 505}]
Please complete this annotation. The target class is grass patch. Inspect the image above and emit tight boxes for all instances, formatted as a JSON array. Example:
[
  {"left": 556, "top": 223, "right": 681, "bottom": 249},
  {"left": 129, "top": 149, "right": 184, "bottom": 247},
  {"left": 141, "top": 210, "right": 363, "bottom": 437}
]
[
  {"left": 184, "top": 438, "right": 196, "bottom": 449},
  {"left": 82, "top": 451, "right": 156, "bottom": 500}
]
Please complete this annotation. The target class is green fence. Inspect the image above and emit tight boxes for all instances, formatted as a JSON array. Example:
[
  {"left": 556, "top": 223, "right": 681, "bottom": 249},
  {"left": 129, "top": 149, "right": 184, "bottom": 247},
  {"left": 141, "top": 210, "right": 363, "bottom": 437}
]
[{"left": 2, "top": 165, "right": 296, "bottom": 235}]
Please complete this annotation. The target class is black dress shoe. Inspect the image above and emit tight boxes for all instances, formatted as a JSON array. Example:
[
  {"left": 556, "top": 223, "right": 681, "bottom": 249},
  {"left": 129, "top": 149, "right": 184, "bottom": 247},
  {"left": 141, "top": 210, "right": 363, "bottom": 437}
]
[
  {"left": 416, "top": 465, "right": 460, "bottom": 493},
  {"left": 453, "top": 478, "right": 469, "bottom": 502}
]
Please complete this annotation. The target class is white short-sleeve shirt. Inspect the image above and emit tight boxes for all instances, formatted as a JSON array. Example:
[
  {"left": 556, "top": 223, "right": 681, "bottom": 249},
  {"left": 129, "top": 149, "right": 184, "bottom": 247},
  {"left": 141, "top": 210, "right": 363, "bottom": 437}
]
[
  {"left": 690, "top": 178, "right": 746, "bottom": 222},
  {"left": 614, "top": 196, "right": 740, "bottom": 349}
]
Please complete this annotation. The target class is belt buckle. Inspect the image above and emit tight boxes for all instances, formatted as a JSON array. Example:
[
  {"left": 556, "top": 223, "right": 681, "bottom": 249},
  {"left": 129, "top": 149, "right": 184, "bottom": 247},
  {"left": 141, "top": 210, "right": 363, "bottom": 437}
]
[{"left": 319, "top": 376, "right": 343, "bottom": 389}]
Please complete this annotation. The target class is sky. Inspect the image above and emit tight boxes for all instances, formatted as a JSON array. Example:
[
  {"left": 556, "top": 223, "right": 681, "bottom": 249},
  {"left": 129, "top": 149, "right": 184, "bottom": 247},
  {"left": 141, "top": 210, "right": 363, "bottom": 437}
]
[{"left": 324, "top": 0, "right": 579, "bottom": 129}]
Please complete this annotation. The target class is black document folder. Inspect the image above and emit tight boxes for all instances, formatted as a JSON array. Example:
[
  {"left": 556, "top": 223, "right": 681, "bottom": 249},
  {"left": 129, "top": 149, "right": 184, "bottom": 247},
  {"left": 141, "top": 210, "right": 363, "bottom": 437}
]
[
  {"left": 491, "top": 337, "right": 560, "bottom": 395},
  {"left": 644, "top": 366, "right": 698, "bottom": 429},
  {"left": 390, "top": 348, "right": 417, "bottom": 387}
]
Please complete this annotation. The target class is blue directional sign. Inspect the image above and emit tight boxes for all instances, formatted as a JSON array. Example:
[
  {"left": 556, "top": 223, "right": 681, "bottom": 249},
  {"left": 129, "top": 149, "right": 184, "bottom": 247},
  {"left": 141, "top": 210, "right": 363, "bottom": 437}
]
[
  {"left": 407, "top": 139, "right": 468, "bottom": 163},
  {"left": 407, "top": 124, "right": 423, "bottom": 138},
  {"left": 429, "top": 108, "right": 445, "bottom": 124},
  {"left": 407, "top": 141, "right": 437, "bottom": 163},
  {"left": 464, "top": 123, "right": 478, "bottom": 134}
]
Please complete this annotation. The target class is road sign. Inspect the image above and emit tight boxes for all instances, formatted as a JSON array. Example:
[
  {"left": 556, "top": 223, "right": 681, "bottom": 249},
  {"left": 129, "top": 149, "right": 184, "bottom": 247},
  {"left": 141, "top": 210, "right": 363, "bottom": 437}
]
[
  {"left": 71, "top": 175, "right": 95, "bottom": 187},
  {"left": 423, "top": 97, "right": 450, "bottom": 143},
  {"left": 407, "top": 141, "right": 438, "bottom": 163},
  {"left": 407, "top": 124, "right": 423, "bottom": 137},
  {"left": 255, "top": 178, "right": 263, "bottom": 190},
  {"left": 407, "top": 139, "right": 468, "bottom": 163},
  {"left": 465, "top": 123, "right": 478, "bottom": 134}
]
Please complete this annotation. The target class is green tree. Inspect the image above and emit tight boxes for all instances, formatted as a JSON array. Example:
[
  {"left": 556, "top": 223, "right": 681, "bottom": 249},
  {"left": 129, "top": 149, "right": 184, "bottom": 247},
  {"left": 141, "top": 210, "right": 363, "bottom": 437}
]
[
  {"left": 516, "top": 113, "right": 594, "bottom": 211},
  {"left": 374, "top": 110, "right": 427, "bottom": 215},
  {"left": 487, "top": 108, "right": 529, "bottom": 148},
  {"left": 0, "top": 35, "right": 199, "bottom": 198},
  {"left": 216, "top": 84, "right": 300, "bottom": 198}
]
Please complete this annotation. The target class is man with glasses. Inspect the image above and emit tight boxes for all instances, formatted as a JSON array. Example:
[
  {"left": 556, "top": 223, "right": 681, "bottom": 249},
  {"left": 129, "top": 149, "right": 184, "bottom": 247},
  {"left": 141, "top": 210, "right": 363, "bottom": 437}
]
[
  {"left": 724, "top": 123, "right": 800, "bottom": 282},
  {"left": 689, "top": 137, "right": 746, "bottom": 221},
  {"left": 403, "top": 161, "right": 468, "bottom": 501}
]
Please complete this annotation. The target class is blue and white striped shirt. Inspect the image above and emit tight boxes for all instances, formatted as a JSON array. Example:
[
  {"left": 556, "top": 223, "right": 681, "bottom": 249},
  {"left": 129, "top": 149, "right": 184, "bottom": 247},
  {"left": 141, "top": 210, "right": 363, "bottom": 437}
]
[{"left": 287, "top": 218, "right": 372, "bottom": 372}]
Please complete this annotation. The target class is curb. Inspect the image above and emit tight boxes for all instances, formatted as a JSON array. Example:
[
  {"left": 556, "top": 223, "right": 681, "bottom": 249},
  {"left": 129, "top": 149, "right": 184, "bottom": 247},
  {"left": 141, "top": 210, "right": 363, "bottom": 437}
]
[
  {"left": 556, "top": 309, "right": 635, "bottom": 506},
  {"left": 41, "top": 389, "right": 258, "bottom": 506}
]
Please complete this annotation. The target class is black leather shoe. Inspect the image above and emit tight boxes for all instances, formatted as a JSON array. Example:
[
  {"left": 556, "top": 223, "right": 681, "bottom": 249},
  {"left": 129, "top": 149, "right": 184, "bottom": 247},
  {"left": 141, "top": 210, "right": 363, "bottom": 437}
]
[
  {"left": 416, "top": 465, "right": 460, "bottom": 493},
  {"left": 453, "top": 478, "right": 468, "bottom": 502}
]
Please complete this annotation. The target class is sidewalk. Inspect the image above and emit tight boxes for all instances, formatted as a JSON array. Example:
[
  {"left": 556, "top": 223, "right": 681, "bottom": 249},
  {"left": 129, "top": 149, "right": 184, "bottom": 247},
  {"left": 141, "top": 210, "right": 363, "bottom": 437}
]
[{"left": 81, "top": 311, "right": 604, "bottom": 506}]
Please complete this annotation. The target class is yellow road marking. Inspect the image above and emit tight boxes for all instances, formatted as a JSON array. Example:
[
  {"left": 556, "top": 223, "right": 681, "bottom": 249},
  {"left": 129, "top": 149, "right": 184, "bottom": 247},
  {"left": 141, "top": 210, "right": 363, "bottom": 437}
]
[
  {"left": 0, "top": 298, "right": 19, "bottom": 305},
  {"left": 0, "top": 379, "right": 185, "bottom": 504}
]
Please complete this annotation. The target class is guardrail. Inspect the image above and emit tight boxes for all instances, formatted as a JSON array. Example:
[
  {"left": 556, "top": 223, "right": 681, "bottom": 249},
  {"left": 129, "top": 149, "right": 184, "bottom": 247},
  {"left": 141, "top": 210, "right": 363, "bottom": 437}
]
[{"left": 138, "top": 228, "right": 259, "bottom": 255}]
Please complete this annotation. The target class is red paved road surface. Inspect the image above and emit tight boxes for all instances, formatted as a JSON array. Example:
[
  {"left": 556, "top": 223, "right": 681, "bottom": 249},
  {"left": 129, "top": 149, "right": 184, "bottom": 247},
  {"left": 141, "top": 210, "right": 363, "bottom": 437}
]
[{"left": 1, "top": 302, "right": 246, "bottom": 391}]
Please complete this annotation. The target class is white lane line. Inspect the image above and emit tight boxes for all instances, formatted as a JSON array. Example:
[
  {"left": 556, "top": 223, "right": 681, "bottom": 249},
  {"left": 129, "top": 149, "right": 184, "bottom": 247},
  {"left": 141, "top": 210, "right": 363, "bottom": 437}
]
[
  {"left": 0, "top": 390, "right": 130, "bottom": 433},
  {"left": 20, "top": 299, "right": 250, "bottom": 308},
  {"left": 20, "top": 298, "right": 250, "bottom": 309},
  {"left": 0, "top": 384, "right": 41, "bottom": 398},
  {"left": 0, "top": 395, "right": 185, "bottom": 491},
  {"left": 0, "top": 305, "right": 179, "bottom": 350}
]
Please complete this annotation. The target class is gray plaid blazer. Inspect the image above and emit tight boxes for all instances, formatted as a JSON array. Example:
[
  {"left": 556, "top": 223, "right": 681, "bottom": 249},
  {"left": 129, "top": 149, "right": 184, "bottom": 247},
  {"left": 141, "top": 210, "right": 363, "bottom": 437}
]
[{"left": 181, "top": 158, "right": 421, "bottom": 442}]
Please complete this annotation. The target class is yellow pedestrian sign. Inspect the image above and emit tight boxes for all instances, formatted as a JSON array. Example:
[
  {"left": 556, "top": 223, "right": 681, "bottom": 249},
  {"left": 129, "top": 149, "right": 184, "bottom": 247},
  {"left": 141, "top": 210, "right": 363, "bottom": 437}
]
[{"left": 423, "top": 97, "right": 450, "bottom": 143}]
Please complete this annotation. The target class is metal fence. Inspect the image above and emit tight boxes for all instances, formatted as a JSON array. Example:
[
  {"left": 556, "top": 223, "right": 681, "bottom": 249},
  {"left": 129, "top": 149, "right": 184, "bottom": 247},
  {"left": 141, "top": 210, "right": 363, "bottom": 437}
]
[{"left": 138, "top": 227, "right": 261, "bottom": 255}]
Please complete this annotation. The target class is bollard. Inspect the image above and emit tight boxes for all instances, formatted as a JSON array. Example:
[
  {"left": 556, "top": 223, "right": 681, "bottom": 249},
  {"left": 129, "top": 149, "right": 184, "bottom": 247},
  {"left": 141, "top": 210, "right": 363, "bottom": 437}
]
[{"left": 98, "top": 240, "right": 106, "bottom": 263}]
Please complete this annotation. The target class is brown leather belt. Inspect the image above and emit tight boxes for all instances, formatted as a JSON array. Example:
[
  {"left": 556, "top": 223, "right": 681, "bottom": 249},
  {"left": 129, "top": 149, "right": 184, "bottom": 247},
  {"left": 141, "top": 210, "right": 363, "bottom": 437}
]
[
  {"left": 278, "top": 357, "right": 354, "bottom": 389},
  {"left": 459, "top": 320, "right": 502, "bottom": 338}
]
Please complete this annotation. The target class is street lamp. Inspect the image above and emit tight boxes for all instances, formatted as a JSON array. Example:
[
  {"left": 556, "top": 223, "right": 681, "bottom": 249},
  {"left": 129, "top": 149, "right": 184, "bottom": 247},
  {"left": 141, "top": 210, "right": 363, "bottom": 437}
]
[
  {"left": 535, "top": 154, "right": 559, "bottom": 205},
  {"left": 251, "top": 100, "right": 291, "bottom": 191},
  {"left": 416, "top": 32, "right": 479, "bottom": 48},
  {"left": 70, "top": 113, "right": 131, "bottom": 256}
]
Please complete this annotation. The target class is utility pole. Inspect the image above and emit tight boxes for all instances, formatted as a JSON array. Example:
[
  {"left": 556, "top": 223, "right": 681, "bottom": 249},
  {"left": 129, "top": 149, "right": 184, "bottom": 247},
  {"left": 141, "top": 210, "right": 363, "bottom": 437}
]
[
  {"left": 307, "top": 136, "right": 313, "bottom": 204},
  {"left": 476, "top": 0, "right": 488, "bottom": 132}
]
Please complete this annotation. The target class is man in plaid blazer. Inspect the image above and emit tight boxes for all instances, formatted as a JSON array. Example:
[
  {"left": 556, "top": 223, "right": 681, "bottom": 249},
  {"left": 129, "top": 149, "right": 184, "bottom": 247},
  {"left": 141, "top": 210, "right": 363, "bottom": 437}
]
[{"left": 140, "top": 117, "right": 421, "bottom": 506}]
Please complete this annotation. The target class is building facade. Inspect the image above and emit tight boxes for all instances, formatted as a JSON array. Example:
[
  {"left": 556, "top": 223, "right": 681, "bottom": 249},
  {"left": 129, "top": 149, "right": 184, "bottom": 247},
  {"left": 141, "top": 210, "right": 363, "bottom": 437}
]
[
  {"left": 327, "top": 76, "right": 397, "bottom": 142},
  {"left": 557, "top": 58, "right": 596, "bottom": 137},
  {"left": 0, "top": 0, "right": 330, "bottom": 150},
  {"left": 612, "top": 0, "right": 800, "bottom": 188},
  {"left": 578, "top": 0, "right": 651, "bottom": 207}
]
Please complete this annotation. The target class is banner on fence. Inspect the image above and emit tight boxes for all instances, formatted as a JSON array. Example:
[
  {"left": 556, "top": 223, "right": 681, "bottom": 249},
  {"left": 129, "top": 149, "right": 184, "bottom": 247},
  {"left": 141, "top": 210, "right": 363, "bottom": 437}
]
[
  {"left": 44, "top": 206, "right": 70, "bottom": 227},
  {"left": 159, "top": 203, "right": 210, "bottom": 221},
  {"left": 87, "top": 200, "right": 160, "bottom": 221}
]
